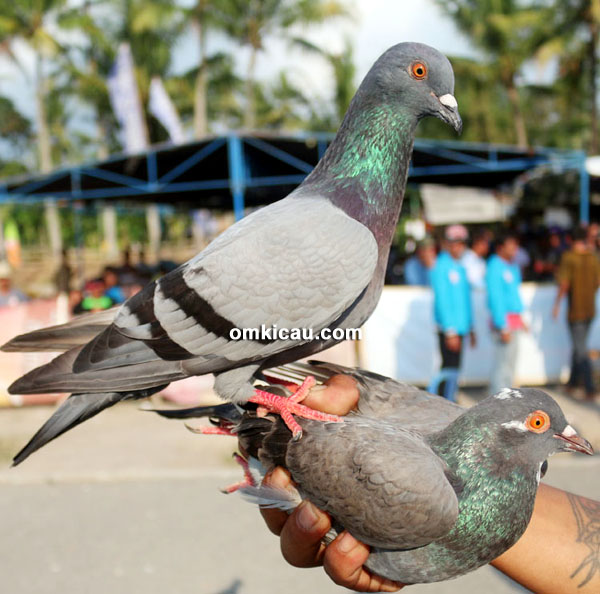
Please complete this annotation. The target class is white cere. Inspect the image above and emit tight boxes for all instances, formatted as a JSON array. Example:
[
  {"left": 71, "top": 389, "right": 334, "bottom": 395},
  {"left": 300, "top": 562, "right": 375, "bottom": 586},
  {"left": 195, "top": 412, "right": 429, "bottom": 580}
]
[{"left": 501, "top": 420, "right": 528, "bottom": 432}]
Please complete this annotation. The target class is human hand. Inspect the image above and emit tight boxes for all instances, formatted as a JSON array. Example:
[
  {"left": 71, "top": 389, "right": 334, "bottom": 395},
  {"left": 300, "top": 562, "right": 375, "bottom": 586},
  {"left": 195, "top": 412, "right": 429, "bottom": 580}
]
[
  {"left": 469, "top": 331, "right": 477, "bottom": 348},
  {"left": 445, "top": 334, "right": 461, "bottom": 352},
  {"left": 261, "top": 467, "right": 403, "bottom": 592},
  {"left": 500, "top": 329, "right": 511, "bottom": 343},
  {"left": 552, "top": 303, "right": 560, "bottom": 320},
  {"left": 258, "top": 375, "right": 404, "bottom": 592}
]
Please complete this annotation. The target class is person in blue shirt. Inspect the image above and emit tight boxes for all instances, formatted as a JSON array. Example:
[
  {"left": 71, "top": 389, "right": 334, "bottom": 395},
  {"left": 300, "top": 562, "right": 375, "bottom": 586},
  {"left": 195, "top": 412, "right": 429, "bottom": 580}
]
[
  {"left": 102, "top": 266, "right": 127, "bottom": 304},
  {"left": 431, "top": 225, "right": 475, "bottom": 400},
  {"left": 486, "top": 231, "right": 525, "bottom": 394},
  {"left": 404, "top": 237, "right": 436, "bottom": 286}
]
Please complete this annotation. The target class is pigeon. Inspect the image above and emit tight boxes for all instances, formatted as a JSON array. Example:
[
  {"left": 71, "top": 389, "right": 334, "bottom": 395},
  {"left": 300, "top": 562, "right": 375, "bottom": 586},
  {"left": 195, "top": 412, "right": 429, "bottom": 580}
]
[
  {"left": 3, "top": 42, "right": 462, "bottom": 465},
  {"left": 155, "top": 361, "right": 594, "bottom": 584}
]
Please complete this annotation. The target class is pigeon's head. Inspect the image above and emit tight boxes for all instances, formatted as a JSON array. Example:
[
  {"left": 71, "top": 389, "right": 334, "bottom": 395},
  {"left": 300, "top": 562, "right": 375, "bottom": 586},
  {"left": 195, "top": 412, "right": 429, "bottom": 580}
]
[
  {"left": 367, "top": 42, "right": 462, "bottom": 133},
  {"left": 485, "top": 387, "right": 593, "bottom": 464}
]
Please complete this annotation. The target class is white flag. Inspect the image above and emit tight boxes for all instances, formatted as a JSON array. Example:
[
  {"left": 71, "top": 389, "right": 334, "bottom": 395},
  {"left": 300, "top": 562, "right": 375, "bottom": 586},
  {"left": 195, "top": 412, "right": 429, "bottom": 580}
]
[
  {"left": 107, "top": 43, "right": 149, "bottom": 153},
  {"left": 149, "top": 77, "right": 186, "bottom": 144}
]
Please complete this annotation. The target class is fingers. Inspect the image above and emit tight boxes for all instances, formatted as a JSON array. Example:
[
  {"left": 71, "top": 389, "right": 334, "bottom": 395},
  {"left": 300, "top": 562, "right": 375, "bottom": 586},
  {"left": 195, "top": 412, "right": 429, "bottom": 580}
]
[
  {"left": 260, "top": 467, "right": 294, "bottom": 535},
  {"left": 303, "top": 374, "right": 359, "bottom": 416},
  {"left": 324, "top": 532, "right": 404, "bottom": 593},
  {"left": 279, "top": 500, "right": 331, "bottom": 567}
]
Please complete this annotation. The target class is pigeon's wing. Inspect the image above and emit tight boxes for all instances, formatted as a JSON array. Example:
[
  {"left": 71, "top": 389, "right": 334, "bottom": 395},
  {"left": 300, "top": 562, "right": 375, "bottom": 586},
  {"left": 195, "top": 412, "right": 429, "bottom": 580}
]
[
  {"left": 269, "top": 361, "right": 463, "bottom": 433},
  {"left": 282, "top": 417, "right": 460, "bottom": 549},
  {"left": 10, "top": 196, "right": 378, "bottom": 395},
  {"left": 2, "top": 307, "right": 119, "bottom": 352}
]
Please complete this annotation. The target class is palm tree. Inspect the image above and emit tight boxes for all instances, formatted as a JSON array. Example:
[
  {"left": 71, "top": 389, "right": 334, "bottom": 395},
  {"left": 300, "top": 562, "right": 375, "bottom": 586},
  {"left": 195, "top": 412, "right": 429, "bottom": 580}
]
[
  {"left": 214, "top": 0, "right": 350, "bottom": 129},
  {"left": 166, "top": 51, "right": 244, "bottom": 132},
  {"left": 58, "top": 3, "right": 119, "bottom": 159},
  {"left": 60, "top": 0, "right": 183, "bottom": 151},
  {"left": 542, "top": 1, "right": 600, "bottom": 153},
  {"left": 436, "top": 0, "right": 555, "bottom": 148},
  {"left": 0, "top": 0, "right": 67, "bottom": 172},
  {"left": 178, "top": 0, "right": 225, "bottom": 138}
]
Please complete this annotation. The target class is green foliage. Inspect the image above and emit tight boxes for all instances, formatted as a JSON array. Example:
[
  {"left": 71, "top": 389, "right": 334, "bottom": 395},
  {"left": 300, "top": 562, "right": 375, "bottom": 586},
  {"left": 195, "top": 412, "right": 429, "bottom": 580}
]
[{"left": 0, "top": 97, "right": 31, "bottom": 142}]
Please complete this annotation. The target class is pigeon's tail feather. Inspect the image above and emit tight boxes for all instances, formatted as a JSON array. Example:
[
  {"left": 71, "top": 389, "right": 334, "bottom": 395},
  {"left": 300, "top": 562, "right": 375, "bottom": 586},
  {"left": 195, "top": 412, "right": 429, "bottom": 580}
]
[
  {"left": 1, "top": 307, "right": 118, "bottom": 352},
  {"left": 8, "top": 346, "right": 187, "bottom": 395},
  {"left": 239, "top": 483, "right": 302, "bottom": 511},
  {"left": 149, "top": 403, "right": 244, "bottom": 422},
  {"left": 12, "top": 385, "right": 165, "bottom": 466}
]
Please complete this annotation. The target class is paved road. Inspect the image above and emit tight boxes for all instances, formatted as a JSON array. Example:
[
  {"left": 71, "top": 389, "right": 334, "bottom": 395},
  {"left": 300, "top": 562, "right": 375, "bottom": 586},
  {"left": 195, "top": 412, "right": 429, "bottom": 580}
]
[{"left": 2, "top": 457, "right": 599, "bottom": 594}]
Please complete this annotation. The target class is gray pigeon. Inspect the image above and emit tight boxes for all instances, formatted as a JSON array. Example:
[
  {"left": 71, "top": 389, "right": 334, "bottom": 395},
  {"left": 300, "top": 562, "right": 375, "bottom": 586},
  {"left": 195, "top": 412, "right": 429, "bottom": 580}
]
[
  {"left": 3, "top": 42, "right": 462, "bottom": 465},
  {"left": 157, "top": 361, "right": 594, "bottom": 584}
]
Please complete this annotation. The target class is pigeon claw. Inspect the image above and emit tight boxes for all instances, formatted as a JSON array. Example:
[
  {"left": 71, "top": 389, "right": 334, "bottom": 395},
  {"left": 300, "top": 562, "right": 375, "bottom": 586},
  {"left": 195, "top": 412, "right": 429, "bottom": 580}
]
[
  {"left": 184, "top": 423, "right": 236, "bottom": 436},
  {"left": 221, "top": 453, "right": 257, "bottom": 494},
  {"left": 249, "top": 380, "right": 342, "bottom": 439}
]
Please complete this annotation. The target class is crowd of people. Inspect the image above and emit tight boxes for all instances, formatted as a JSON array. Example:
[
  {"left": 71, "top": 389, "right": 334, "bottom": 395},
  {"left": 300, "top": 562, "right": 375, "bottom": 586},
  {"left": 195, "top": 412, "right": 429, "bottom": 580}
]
[
  {"left": 1, "top": 224, "right": 600, "bottom": 404},
  {"left": 399, "top": 223, "right": 600, "bottom": 402},
  {"left": 53, "top": 248, "right": 180, "bottom": 315}
]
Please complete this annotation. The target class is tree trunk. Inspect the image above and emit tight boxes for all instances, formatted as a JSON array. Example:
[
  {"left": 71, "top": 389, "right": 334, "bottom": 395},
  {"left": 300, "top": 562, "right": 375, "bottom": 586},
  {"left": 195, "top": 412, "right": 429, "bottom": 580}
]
[
  {"left": 97, "top": 118, "right": 110, "bottom": 161},
  {"left": 101, "top": 203, "right": 119, "bottom": 260},
  {"left": 193, "top": 15, "right": 209, "bottom": 138},
  {"left": 590, "top": 19, "right": 599, "bottom": 154},
  {"left": 244, "top": 44, "right": 258, "bottom": 129},
  {"left": 44, "top": 199, "right": 62, "bottom": 257},
  {"left": 35, "top": 55, "right": 52, "bottom": 173},
  {"left": 146, "top": 204, "right": 161, "bottom": 262},
  {"left": 506, "top": 79, "right": 528, "bottom": 149}
]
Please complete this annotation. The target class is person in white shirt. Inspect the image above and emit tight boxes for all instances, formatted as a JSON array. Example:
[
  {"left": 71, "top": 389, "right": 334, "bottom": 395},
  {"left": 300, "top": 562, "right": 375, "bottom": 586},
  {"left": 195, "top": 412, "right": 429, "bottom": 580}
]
[{"left": 461, "top": 231, "right": 490, "bottom": 289}]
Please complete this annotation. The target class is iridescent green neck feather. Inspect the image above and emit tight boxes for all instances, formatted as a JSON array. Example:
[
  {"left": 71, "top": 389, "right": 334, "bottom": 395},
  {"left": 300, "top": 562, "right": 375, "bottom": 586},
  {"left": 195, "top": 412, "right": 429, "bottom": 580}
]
[
  {"left": 300, "top": 96, "right": 417, "bottom": 247},
  {"left": 421, "top": 418, "right": 538, "bottom": 577}
]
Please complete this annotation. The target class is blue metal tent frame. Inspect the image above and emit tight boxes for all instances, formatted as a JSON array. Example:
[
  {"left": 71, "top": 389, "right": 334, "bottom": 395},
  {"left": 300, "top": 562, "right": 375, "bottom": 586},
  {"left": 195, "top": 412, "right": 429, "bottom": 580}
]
[{"left": 0, "top": 133, "right": 589, "bottom": 222}]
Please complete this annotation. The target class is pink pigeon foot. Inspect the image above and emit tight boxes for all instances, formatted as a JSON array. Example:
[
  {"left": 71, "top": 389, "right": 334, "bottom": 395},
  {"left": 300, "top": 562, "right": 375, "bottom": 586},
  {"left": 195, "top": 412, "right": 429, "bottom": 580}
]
[
  {"left": 249, "top": 376, "right": 342, "bottom": 440},
  {"left": 222, "top": 453, "right": 257, "bottom": 494}
]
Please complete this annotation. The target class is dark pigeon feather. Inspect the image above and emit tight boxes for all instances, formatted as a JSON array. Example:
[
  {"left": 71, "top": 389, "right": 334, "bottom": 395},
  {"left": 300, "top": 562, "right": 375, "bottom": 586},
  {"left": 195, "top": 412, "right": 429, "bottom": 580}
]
[{"left": 160, "top": 361, "right": 593, "bottom": 584}]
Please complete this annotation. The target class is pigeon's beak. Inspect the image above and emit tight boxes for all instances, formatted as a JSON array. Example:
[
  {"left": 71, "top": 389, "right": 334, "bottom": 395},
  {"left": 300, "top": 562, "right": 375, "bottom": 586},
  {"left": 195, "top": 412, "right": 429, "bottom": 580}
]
[
  {"left": 435, "top": 94, "right": 462, "bottom": 135},
  {"left": 554, "top": 425, "right": 594, "bottom": 455}
]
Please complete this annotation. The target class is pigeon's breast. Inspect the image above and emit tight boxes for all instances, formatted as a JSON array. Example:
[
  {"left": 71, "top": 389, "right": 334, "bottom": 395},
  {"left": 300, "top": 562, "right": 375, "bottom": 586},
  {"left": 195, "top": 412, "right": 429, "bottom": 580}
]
[{"left": 365, "top": 468, "right": 539, "bottom": 583}]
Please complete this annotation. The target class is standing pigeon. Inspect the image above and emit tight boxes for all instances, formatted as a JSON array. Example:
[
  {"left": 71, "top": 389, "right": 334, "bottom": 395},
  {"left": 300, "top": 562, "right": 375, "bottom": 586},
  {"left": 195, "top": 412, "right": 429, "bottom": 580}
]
[
  {"left": 3, "top": 42, "right": 462, "bottom": 465},
  {"left": 159, "top": 361, "right": 594, "bottom": 584}
]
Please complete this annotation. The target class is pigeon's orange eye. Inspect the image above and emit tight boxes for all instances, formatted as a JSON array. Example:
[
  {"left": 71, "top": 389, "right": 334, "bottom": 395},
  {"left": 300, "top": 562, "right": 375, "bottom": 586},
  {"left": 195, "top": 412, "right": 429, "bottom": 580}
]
[
  {"left": 411, "top": 62, "right": 427, "bottom": 79},
  {"left": 526, "top": 411, "right": 550, "bottom": 434}
]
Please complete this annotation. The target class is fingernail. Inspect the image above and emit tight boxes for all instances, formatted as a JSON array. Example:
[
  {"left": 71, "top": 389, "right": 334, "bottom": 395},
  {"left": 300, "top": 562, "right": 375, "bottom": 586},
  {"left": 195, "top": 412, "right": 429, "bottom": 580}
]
[
  {"left": 297, "top": 501, "right": 320, "bottom": 531},
  {"left": 337, "top": 531, "right": 357, "bottom": 553}
]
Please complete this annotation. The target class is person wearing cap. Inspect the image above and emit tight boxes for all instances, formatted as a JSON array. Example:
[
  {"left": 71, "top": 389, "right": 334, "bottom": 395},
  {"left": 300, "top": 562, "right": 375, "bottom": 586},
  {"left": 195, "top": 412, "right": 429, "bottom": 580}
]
[
  {"left": 404, "top": 237, "right": 436, "bottom": 286},
  {"left": 553, "top": 225, "right": 600, "bottom": 400},
  {"left": 486, "top": 231, "right": 525, "bottom": 394},
  {"left": 431, "top": 225, "right": 474, "bottom": 400}
]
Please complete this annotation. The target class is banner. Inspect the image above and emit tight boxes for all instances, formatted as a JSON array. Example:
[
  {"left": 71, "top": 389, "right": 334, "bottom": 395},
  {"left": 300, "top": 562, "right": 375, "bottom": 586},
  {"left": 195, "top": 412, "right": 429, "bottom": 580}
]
[
  {"left": 420, "top": 184, "right": 510, "bottom": 224},
  {"left": 107, "top": 43, "right": 149, "bottom": 154},
  {"left": 360, "top": 284, "right": 593, "bottom": 386},
  {"left": 149, "top": 77, "right": 186, "bottom": 144}
]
